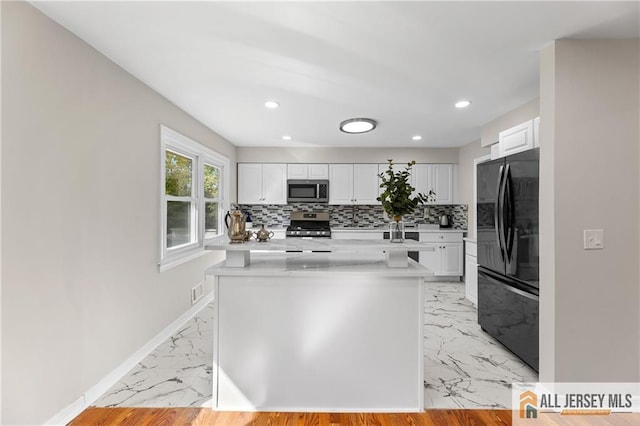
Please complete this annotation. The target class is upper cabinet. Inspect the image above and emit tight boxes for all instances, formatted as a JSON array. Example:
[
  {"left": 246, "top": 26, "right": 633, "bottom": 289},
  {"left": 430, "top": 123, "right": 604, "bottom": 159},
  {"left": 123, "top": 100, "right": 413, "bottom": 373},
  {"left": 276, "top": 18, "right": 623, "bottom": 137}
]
[
  {"left": 287, "top": 164, "right": 329, "bottom": 180},
  {"left": 353, "top": 164, "right": 381, "bottom": 204},
  {"left": 329, "top": 164, "right": 380, "bottom": 205},
  {"left": 413, "top": 164, "right": 454, "bottom": 204},
  {"left": 238, "top": 163, "right": 287, "bottom": 204},
  {"left": 494, "top": 117, "right": 540, "bottom": 159},
  {"left": 239, "top": 162, "right": 456, "bottom": 205}
]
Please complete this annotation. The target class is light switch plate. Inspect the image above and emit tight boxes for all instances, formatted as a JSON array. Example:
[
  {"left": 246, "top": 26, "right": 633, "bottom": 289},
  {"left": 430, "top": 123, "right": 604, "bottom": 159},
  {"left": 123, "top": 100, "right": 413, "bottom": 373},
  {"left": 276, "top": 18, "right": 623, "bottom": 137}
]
[{"left": 584, "top": 229, "right": 604, "bottom": 250}]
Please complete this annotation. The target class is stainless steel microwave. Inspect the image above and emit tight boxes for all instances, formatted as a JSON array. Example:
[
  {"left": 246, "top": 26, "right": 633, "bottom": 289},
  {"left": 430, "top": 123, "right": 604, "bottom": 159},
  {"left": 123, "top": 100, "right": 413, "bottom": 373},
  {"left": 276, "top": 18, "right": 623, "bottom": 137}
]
[{"left": 287, "top": 180, "right": 329, "bottom": 203}]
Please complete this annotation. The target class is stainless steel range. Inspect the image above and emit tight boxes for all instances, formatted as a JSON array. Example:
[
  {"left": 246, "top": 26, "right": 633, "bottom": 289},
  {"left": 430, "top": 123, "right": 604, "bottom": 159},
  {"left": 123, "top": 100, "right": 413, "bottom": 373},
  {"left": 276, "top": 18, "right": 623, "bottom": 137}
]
[{"left": 286, "top": 211, "right": 331, "bottom": 238}]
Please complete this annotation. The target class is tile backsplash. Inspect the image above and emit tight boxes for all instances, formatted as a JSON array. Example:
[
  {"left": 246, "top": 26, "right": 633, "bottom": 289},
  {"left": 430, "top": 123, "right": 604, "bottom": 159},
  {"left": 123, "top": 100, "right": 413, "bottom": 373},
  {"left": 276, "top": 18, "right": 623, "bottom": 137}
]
[{"left": 238, "top": 203, "right": 468, "bottom": 229}]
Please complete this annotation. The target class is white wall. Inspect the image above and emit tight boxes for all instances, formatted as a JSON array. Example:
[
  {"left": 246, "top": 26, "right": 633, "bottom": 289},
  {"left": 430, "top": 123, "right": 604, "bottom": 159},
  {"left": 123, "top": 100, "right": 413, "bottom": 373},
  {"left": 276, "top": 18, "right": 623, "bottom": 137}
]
[
  {"left": 456, "top": 140, "right": 490, "bottom": 239},
  {"left": 540, "top": 39, "right": 639, "bottom": 382},
  {"left": 1, "top": 3, "right": 236, "bottom": 424},
  {"left": 480, "top": 98, "right": 539, "bottom": 147},
  {"left": 0, "top": 2, "right": 3, "bottom": 421},
  {"left": 538, "top": 42, "right": 556, "bottom": 383},
  {"left": 236, "top": 147, "right": 459, "bottom": 164}
]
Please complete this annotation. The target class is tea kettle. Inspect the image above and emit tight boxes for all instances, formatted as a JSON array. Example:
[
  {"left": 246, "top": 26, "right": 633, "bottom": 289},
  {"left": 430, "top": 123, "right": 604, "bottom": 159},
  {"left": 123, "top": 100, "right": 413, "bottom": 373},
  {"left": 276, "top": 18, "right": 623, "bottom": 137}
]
[
  {"left": 224, "top": 207, "right": 247, "bottom": 243},
  {"left": 254, "top": 224, "right": 275, "bottom": 242},
  {"left": 439, "top": 214, "right": 451, "bottom": 228}
]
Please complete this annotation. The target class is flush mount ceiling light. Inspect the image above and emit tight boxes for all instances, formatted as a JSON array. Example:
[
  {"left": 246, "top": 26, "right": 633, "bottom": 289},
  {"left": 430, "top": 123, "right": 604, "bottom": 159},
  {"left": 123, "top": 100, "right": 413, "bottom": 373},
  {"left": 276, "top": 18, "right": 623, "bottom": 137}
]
[
  {"left": 339, "top": 118, "right": 377, "bottom": 134},
  {"left": 264, "top": 100, "right": 280, "bottom": 109},
  {"left": 412, "top": 135, "right": 423, "bottom": 141},
  {"left": 455, "top": 100, "right": 472, "bottom": 108},
  {"left": 282, "top": 135, "right": 292, "bottom": 140}
]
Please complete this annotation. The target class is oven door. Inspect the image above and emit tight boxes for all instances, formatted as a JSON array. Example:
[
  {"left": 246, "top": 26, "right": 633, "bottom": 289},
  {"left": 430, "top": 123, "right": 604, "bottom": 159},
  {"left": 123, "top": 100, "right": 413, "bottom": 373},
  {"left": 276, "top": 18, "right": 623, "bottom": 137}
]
[{"left": 287, "top": 180, "right": 329, "bottom": 203}]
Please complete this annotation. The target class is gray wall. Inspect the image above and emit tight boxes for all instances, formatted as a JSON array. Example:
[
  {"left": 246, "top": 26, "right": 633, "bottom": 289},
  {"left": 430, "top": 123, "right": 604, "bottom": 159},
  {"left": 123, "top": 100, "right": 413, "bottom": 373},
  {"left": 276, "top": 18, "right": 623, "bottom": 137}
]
[
  {"left": 456, "top": 140, "right": 490, "bottom": 239},
  {"left": 236, "top": 147, "right": 459, "bottom": 164},
  {"left": 539, "top": 39, "right": 639, "bottom": 382},
  {"left": 1, "top": 3, "right": 236, "bottom": 424}
]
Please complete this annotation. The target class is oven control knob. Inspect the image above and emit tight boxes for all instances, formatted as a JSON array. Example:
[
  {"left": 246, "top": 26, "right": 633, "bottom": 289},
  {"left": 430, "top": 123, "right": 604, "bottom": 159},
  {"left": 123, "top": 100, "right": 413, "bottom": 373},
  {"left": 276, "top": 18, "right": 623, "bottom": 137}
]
[
  {"left": 306, "top": 231, "right": 310, "bottom": 235},
  {"left": 320, "top": 231, "right": 325, "bottom": 235}
]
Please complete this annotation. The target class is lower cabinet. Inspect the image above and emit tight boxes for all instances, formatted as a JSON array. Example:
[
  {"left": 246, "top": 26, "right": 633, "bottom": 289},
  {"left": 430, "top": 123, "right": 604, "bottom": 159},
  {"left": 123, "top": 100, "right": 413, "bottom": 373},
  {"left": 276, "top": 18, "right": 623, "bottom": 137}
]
[
  {"left": 464, "top": 239, "right": 478, "bottom": 306},
  {"left": 419, "top": 232, "right": 464, "bottom": 277}
]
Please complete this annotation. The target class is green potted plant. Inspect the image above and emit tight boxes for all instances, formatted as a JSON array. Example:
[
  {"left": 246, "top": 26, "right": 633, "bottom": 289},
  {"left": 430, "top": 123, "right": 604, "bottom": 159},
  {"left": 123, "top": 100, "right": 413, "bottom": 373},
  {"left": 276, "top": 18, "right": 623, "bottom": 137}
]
[{"left": 377, "top": 160, "right": 435, "bottom": 242}]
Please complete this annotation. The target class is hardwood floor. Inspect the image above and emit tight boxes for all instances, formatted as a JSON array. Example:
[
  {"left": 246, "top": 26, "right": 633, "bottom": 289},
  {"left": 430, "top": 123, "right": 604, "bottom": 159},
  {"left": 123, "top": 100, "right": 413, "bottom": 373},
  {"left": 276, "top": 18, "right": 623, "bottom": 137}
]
[
  {"left": 67, "top": 407, "right": 640, "bottom": 425},
  {"left": 69, "top": 408, "right": 511, "bottom": 425}
]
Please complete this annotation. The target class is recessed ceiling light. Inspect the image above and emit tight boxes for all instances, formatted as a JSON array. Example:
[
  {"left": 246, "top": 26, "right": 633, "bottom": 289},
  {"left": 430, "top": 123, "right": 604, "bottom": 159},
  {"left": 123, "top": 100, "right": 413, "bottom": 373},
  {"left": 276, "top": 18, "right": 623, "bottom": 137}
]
[
  {"left": 264, "top": 100, "right": 280, "bottom": 109},
  {"left": 455, "top": 100, "right": 471, "bottom": 108},
  {"left": 282, "top": 135, "right": 292, "bottom": 140},
  {"left": 412, "top": 135, "right": 422, "bottom": 141},
  {"left": 339, "top": 118, "right": 377, "bottom": 134}
]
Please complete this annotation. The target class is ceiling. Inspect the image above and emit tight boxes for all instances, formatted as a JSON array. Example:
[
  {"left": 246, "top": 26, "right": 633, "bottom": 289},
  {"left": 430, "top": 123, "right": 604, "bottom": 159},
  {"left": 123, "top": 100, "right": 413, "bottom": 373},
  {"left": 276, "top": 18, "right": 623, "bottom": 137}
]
[{"left": 33, "top": 1, "right": 639, "bottom": 148}]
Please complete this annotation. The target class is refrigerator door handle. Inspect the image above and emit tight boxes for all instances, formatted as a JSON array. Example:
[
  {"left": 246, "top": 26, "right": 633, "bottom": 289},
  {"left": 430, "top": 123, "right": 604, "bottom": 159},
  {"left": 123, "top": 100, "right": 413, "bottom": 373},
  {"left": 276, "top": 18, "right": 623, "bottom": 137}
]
[
  {"left": 494, "top": 165, "right": 505, "bottom": 262},
  {"left": 504, "top": 164, "right": 515, "bottom": 260}
]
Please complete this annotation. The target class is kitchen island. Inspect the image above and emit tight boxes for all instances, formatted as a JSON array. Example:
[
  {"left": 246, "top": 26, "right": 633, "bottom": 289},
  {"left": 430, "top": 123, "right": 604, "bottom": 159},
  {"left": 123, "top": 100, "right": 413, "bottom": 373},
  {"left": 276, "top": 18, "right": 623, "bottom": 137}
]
[
  {"left": 205, "top": 240, "right": 433, "bottom": 412},
  {"left": 206, "top": 237, "right": 435, "bottom": 268}
]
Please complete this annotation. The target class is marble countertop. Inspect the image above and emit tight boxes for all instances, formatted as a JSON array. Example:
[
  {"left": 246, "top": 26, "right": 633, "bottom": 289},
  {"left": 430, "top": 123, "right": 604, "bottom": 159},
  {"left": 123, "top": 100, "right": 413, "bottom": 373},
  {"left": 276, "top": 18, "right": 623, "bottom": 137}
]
[
  {"left": 332, "top": 225, "right": 466, "bottom": 233},
  {"left": 207, "top": 252, "right": 432, "bottom": 277},
  {"left": 206, "top": 237, "right": 435, "bottom": 252},
  {"left": 245, "top": 225, "right": 465, "bottom": 233}
]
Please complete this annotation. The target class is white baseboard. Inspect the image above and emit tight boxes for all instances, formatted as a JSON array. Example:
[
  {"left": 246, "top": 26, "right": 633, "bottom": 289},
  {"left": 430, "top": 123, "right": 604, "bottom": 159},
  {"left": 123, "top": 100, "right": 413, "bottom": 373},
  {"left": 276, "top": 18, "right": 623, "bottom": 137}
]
[{"left": 45, "top": 291, "right": 214, "bottom": 426}]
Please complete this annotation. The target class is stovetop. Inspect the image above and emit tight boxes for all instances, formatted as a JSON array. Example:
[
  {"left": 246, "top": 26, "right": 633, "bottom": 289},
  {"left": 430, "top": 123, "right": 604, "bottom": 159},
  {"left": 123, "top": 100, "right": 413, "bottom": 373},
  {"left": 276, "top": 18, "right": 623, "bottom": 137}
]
[{"left": 286, "top": 211, "right": 331, "bottom": 238}]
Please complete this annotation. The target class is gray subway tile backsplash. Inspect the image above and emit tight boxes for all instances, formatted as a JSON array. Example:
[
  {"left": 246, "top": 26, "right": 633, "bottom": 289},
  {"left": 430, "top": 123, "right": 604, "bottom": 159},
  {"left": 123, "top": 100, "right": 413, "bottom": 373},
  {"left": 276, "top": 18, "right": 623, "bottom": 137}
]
[{"left": 238, "top": 203, "right": 468, "bottom": 229}]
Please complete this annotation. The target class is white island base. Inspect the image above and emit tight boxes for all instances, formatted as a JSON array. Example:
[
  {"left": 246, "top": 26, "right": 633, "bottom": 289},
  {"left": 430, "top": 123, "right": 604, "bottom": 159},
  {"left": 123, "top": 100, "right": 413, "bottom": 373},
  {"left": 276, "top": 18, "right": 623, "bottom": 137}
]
[{"left": 208, "top": 252, "right": 430, "bottom": 412}]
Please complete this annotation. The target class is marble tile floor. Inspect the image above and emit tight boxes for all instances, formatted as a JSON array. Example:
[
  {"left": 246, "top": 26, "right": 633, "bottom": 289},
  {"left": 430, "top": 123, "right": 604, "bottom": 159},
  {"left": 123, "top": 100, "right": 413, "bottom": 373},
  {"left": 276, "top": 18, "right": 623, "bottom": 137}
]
[
  {"left": 423, "top": 282, "right": 538, "bottom": 409},
  {"left": 94, "top": 282, "right": 537, "bottom": 409}
]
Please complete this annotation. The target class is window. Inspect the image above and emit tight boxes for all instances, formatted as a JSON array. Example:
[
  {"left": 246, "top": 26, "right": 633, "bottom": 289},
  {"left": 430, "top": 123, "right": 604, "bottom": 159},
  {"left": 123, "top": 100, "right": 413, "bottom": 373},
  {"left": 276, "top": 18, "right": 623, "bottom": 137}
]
[{"left": 160, "top": 126, "right": 230, "bottom": 270}]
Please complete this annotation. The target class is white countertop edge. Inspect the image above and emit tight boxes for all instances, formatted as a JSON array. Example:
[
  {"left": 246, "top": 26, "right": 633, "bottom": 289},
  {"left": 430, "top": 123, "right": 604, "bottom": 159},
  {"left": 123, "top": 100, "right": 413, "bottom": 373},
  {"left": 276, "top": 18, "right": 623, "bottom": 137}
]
[
  {"left": 206, "top": 252, "right": 433, "bottom": 277},
  {"left": 206, "top": 238, "right": 436, "bottom": 251}
]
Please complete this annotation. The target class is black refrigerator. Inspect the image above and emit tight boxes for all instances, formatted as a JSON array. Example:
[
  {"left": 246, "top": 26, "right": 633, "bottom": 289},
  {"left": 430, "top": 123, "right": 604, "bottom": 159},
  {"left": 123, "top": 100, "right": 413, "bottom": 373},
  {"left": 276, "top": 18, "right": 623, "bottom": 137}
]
[{"left": 476, "top": 148, "right": 539, "bottom": 371}]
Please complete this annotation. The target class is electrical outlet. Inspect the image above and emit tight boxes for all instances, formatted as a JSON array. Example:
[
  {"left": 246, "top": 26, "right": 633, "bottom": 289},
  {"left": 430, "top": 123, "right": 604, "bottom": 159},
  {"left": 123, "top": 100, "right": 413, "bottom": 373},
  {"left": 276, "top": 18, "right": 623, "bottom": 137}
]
[
  {"left": 583, "top": 229, "right": 604, "bottom": 250},
  {"left": 191, "top": 282, "right": 204, "bottom": 304}
]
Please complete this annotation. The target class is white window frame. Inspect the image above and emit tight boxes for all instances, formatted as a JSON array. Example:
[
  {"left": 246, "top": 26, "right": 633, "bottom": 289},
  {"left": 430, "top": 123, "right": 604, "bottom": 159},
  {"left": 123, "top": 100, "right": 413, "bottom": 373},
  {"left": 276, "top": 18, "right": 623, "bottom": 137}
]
[{"left": 160, "top": 125, "right": 230, "bottom": 271}]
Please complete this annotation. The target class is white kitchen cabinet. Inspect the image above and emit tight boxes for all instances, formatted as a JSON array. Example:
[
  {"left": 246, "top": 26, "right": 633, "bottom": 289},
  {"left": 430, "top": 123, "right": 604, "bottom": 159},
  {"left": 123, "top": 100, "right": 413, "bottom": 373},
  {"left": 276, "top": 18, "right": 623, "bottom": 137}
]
[
  {"left": 533, "top": 116, "right": 540, "bottom": 148},
  {"left": 238, "top": 163, "right": 287, "bottom": 204},
  {"left": 413, "top": 164, "right": 454, "bottom": 204},
  {"left": 328, "top": 164, "right": 354, "bottom": 204},
  {"left": 464, "top": 239, "right": 478, "bottom": 306},
  {"left": 287, "top": 164, "right": 329, "bottom": 180},
  {"left": 497, "top": 118, "right": 538, "bottom": 158},
  {"left": 419, "top": 244, "right": 440, "bottom": 275},
  {"left": 353, "top": 164, "right": 380, "bottom": 204},
  {"left": 441, "top": 243, "right": 463, "bottom": 275},
  {"left": 432, "top": 164, "right": 454, "bottom": 204},
  {"left": 419, "top": 231, "right": 464, "bottom": 277},
  {"left": 329, "top": 164, "right": 379, "bottom": 205},
  {"left": 309, "top": 164, "right": 329, "bottom": 179}
]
